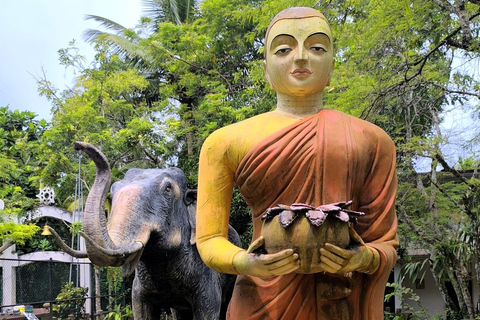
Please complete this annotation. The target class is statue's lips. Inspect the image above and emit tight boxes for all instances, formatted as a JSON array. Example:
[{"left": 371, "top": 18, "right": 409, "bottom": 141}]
[{"left": 291, "top": 69, "right": 312, "bottom": 78}]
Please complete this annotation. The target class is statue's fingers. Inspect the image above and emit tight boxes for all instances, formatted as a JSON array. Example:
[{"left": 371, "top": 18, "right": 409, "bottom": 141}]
[
  {"left": 320, "top": 248, "right": 345, "bottom": 266},
  {"left": 324, "top": 243, "right": 353, "bottom": 259},
  {"left": 268, "top": 254, "right": 300, "bottom": 274},
  {"left": 317, "top": 259, "right": 341, "bottom": 273},
  {"left": 271, "top": 262, "right": 300, "bottom": 275},
  {"left": 264, "top": 249, "right": 298, "bottom": 263},
  {"left": 247, "top": 236, "right": 265, "bottom": 253}
]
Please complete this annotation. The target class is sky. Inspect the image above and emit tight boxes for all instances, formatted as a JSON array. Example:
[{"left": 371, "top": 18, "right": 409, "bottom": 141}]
[{"left": 0, "top": 0, "right": 143, "bottom": 121}]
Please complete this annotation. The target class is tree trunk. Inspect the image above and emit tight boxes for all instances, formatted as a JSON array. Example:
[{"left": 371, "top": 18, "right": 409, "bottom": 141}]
[{"left": 429, "top": 259, "right": 457, "bottom": 315}]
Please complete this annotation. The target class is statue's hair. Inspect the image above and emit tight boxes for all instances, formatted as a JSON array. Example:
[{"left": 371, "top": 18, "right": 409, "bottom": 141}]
[{"left": 264, "top": 7, "right": 332, "bottom": 56}]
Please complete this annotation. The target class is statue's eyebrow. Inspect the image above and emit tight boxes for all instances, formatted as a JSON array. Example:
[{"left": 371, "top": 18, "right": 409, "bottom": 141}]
[
  {"left": 271, "top": 34, "right": 294, "bottom": 43},
  {"left": 307, "top": 32, "right": 331, "bottom": 43}
]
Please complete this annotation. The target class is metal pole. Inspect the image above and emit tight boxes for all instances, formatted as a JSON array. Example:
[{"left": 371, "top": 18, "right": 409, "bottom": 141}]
[
  {"left": 121, "top": 278, "right": 126, "bottom": 308},
  {"left": 90, "top": 263, "right": 95, "bottom": 320},
  {"left": 49, "top": 258, "right": 53, "bottom": 320}
]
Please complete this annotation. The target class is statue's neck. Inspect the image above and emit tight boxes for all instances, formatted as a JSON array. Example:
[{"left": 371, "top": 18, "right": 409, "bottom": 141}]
[{"left": 274, "top": 92, "right": 324, "bottom": 119}]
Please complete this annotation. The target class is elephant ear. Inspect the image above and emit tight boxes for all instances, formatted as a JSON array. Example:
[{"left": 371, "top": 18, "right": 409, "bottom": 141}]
[{"left": 184, "top": 189, "right": 197, "bottom": 245}]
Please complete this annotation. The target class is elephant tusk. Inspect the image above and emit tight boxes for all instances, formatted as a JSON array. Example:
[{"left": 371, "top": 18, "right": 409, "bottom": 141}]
[
  {"left": 48, "top": 227, "right": 89, "bottom": 258},
  {"left": 79, "top": 231, "right": 144, "bottom": 257}
]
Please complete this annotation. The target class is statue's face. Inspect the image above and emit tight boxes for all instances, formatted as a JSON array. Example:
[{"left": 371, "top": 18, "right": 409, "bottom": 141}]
[{"left": 264, "top": 17, "right": 334, "bottom": 97}]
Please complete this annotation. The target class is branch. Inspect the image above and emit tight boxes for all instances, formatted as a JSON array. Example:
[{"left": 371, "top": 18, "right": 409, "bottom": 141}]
[
  {"left": 397, "top": 204, "right": 441, "bottom": 246},
  {"left": 411, "top": 9, "right": 480, "bottom": 68},
  {"left": 169, "top": 54, "right": 234, "bottom": 92},
  {"left": 430, "top": 0, "right": 454, "bottom": 11},
  {"left": 428, "top": 177, "right": 462, "bottom": 208},
  {"left": 434, "top": 153, "right": 470, "bottom": 185},
  {"left": 151, "top": 41, "right": 233, "bottom": 92},
  {"left": 431, "top": 83, "right": 480, "bottom": 98}
]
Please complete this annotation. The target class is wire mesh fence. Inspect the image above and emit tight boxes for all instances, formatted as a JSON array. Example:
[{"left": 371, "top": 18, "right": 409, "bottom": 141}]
[{"left": 0, "top": 256, "right": 127, "bottom": 320}]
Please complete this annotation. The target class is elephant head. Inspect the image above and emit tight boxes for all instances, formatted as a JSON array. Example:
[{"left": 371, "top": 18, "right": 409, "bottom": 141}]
[{"left": 74, "top": 142, "right": 196, "bottom": 275}]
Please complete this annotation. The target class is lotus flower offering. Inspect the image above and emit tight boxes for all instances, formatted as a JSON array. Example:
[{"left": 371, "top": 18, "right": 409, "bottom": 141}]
[{"left": 260, "top": 200, "right": 364, "bottom": 274}]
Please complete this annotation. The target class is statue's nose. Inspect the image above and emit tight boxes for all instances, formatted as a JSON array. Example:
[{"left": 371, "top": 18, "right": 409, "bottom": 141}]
[{"left": 294, "top": 46, "right": 308, "bottom": 64}]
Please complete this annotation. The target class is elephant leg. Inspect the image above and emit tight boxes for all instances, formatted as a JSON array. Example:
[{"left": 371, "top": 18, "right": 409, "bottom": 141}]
[
  {"left": 171, "top": 308, "right": 194, "bottom": 320},
  {"left": 132, "top": 278, "right": 162, "bottom": 320},
  {"left": 191, "top": 288, "right": 222, "bottom": 320},
  {"left": 132, "top": 296, "right": 163, "bottom": 320}
]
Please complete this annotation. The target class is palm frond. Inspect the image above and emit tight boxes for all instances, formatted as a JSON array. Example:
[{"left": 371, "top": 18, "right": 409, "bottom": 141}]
[
  {"left": 84, "top": 14, "right": 127, "bottom": 34},
  {"left": 142, "top": 0, "right": 167, "bottom": 25},
  {"left": 169, "top": 0, "right": 181, "bottom": 25},
  {"left": 141, "top": 0, "right": 196, "bottom": 26},
  {"left": 83, "top": 30, "right": 148, "bottom": 65},
  {"left": 83, "top": 28, "right": 108, "bottom": 44}
]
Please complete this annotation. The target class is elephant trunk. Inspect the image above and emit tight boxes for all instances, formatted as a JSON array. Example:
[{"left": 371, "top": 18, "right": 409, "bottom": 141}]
[{"left": 74, "top": 142, "right": 143, "bottom": 267}]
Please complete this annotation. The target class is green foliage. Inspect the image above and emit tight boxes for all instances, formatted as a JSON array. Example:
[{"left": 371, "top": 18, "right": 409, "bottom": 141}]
[
  {"left": 16, "top": 218, "right": 72, "bottom": 254},
  {"left": 53, "top": 282, "right": 88, "bottom": 320},
  {"left": 0, "top": 222, "right": 39, "bottom": 246},
  {"left": 69, "top": 222, "right": 83, "bottom": 236},
  {"left": 0, "top": 107, "right": 48, "bottom": 245},
  {"left": 106, "top": 304, "right": 133, "bottom": 320},
  {"left": 384, "top": 283, "right": 428, "bottom": 320}
]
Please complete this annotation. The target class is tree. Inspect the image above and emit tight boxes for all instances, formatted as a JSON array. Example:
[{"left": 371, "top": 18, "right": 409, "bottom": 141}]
[
  {"left": 0, "top": 107, "right": 47, "bottom": 247},
  {"left": 310, "top": 0, "right": 479, "bottom": 317},
  {"left": 38, "top": 39, "right": 167, "bottom": 206}
]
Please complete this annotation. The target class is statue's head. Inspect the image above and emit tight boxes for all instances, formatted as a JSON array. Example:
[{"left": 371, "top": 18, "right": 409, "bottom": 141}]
[{"left": 263, "top": 7, "right": 334, "bottom": 97}]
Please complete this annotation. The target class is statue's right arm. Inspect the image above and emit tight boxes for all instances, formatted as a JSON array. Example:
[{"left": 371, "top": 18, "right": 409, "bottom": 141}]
[
  {"left": 196, "top": 129, "right": 242, "bottom": 274},
  {"left": 196, "top": 128, "right": 300, "bottom": 276}
]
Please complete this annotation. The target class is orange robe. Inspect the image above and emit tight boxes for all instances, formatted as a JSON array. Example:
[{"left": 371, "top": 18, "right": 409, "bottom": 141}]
[{"left": 227, "top": 109, "right": 398, "bottom": 320}]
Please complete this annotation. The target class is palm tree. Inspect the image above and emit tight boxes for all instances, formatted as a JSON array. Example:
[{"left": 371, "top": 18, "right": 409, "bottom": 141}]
[
  {"left": 143, "top": 0, "right": 196, "bottom": 27},
  {"left": 82, "top": 0, "right": 201, "bottom": 160},
  {"left": 83, "top": 0, "right": 196, "bottom": 60}
]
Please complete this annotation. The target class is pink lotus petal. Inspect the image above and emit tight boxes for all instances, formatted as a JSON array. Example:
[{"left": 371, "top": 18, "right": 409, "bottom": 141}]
[
  {"left": 306, "top": 209, "right": 328, "bottom": 226},
  {"left": 343, "top": 209, "right": 365, "bottom": 217},
  {"left": 335, "top": 210, "right": 350, "bottom": 222},
  {"left": 290, "top": 203, "right": 315, "bottom": 211},
  {"left": 278, "top": 210, "right": 298, "bottom": 228},
  {"left": 317, "top": 204, "right": 342, "bottom": 212}
]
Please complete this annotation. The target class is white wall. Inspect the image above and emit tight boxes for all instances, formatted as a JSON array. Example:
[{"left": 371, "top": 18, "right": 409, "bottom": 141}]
[{"left": 395, "top": 263, "right": 445, "bottom": 319}]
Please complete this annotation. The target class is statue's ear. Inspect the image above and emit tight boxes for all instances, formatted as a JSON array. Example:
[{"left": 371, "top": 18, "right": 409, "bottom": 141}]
[
  {"left": 184, "top": 189, "right": 197, "bottom": 245},
  {"left": 263, "top": 60, "right": 274, "bottom": 90}
]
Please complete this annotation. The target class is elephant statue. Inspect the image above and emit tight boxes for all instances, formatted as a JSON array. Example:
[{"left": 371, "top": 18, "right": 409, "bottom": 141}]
[{"left": 56, "top": 141, "right": 241, "bottom": 320}]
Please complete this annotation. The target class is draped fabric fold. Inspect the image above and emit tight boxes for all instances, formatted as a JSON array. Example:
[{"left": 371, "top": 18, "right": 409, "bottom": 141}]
[{"left": 228, "top": 109, "right": 398, "bottom": 320}]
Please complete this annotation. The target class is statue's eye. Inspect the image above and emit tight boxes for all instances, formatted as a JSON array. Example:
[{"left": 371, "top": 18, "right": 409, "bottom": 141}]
[
  {"left": 274, "top": 47, "right": 292, "bottom": 55},
  {"left": 311, "top": 46, "right": 326, "bottom": 52}
]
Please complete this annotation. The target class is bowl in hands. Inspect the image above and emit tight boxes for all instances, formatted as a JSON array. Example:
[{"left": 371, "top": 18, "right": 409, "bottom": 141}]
[{"left": 259, "top": 201, "right": 363, "bottom": 274}]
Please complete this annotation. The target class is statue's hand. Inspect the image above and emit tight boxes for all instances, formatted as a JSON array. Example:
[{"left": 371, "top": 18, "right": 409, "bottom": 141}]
[
  {"left": 319, "top": 228, "right": 380, "bottom": 274},
  {"left": 232, "top": 236, "right": 300, "bottom": 277}
]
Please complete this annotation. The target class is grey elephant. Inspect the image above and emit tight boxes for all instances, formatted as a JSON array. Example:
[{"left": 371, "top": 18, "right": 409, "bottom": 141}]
[{"left": 56, "top": 142, "right": 241, "bottom": 320}]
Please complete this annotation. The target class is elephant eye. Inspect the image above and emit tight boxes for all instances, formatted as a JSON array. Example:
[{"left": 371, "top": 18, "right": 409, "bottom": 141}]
[{"left": 163, "top": 182, "right": 172, "bottom": 193}]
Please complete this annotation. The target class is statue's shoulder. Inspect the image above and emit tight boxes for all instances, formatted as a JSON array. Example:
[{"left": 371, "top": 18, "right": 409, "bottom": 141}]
[
  {"left": 331, "top": 110, "right": 393, "bottom": 144},
  {"left": 201, "top": 112, "right": 296, "bottom": 167},
  {"left": 323, "top": 109, "right": 395, "bottom": 152},
  {"left": 206, "top": 112, "right": 279, "bottom": 143},
  {"left": 201, "top": 113, "right": 270, "bottom": 155}
]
